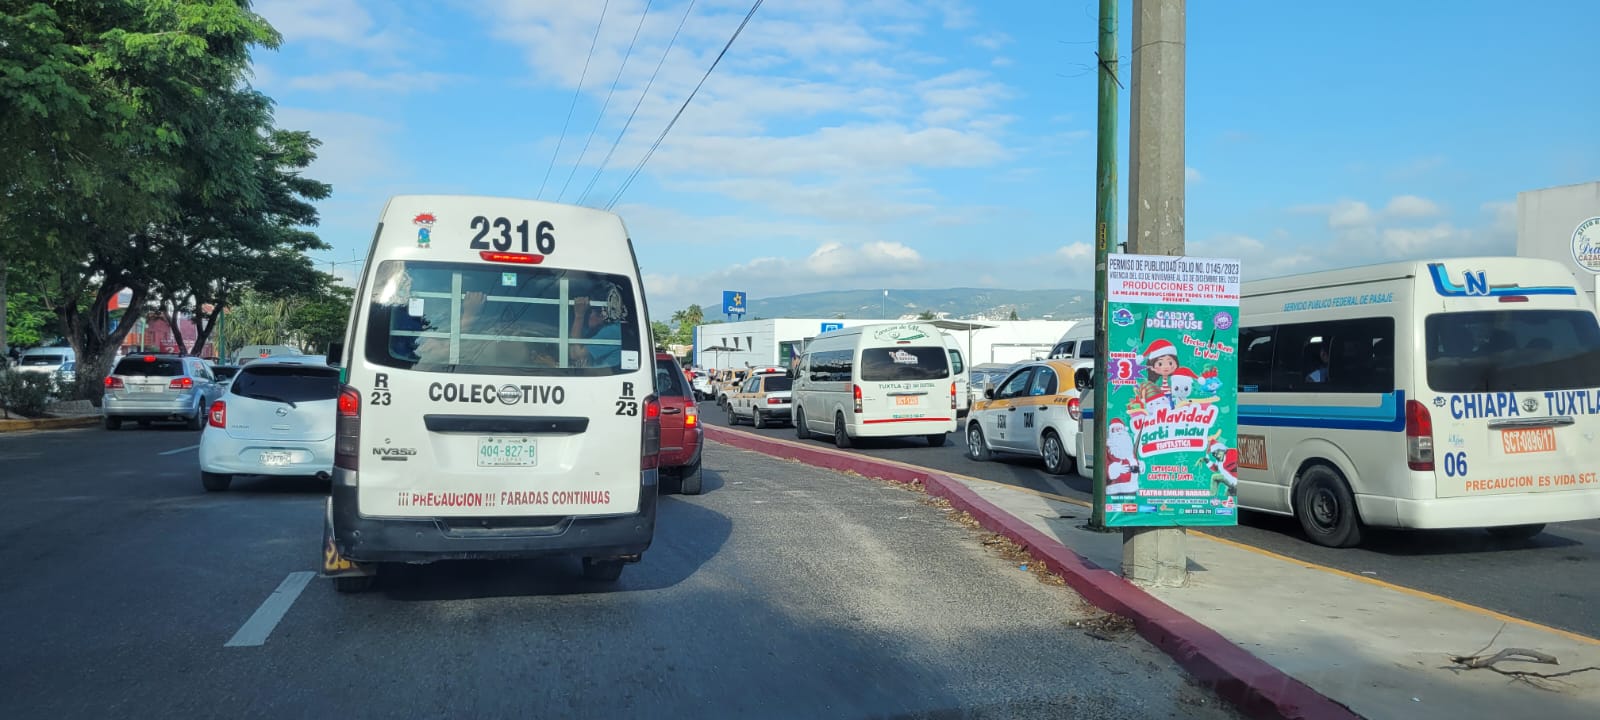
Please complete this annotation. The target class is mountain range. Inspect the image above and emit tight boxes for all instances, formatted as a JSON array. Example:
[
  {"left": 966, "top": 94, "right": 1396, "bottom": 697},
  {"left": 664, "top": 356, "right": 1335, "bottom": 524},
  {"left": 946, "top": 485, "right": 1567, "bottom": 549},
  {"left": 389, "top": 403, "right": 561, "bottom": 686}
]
[{"left": 687, "top": 288, "right": 1094, "bottom": 322}]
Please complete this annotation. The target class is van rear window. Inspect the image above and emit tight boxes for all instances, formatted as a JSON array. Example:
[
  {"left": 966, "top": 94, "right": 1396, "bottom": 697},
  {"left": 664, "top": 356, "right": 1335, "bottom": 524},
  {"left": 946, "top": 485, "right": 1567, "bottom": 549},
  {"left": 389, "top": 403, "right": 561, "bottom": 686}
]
[
  {"left": 1425, "top": 310, "right": 1600, "bottom": 392},
  {"left": 21, "top": 354, "right": 64, "bottom": 366},
  {"left": 364, "top": 260, "right": 641, "bottom": 377},
  {"left": 860, "top": 347, "right": 950, "bottom": 381}
]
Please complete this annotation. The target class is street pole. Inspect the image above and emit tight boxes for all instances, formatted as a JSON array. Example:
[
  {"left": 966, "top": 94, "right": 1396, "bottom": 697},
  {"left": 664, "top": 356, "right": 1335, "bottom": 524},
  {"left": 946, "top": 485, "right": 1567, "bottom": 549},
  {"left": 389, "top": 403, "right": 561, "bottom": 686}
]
[
  {"left": 1123, "top": 0, "right": 1188, "bottom": 587},
  {"left": 1089, "top": 0, "right": 1119, "bottom": 530}
]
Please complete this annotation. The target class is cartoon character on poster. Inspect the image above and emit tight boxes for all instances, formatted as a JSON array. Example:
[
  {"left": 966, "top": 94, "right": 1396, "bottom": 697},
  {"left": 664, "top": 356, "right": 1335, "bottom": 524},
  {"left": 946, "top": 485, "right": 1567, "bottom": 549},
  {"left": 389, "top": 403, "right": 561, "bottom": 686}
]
[
  {"left": 1137, "top": 339, "right": 1180, "bottom": 412},
  {"left": 1205, "top": 432, "right": 1239, "bottom": 494},
  {"left": 1105, "top": 417, "right": 1142, "bottom": 496}
]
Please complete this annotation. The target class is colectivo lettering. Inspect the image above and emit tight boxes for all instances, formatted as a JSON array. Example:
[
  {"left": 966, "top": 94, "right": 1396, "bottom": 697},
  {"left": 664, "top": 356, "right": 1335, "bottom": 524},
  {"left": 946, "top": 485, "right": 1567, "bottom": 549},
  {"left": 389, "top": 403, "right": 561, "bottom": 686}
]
[{"left": 427, "top": 382, "right": 566, "bottom": 405}]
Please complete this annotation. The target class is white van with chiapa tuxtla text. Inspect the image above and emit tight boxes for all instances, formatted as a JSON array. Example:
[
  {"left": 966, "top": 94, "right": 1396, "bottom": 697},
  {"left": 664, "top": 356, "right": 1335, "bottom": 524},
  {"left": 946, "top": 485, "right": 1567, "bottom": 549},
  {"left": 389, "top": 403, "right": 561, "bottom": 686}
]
[
  {"left": 790, "top": 322, "right": 958, "bottom": 448},
  {"left": 321, "top": 195, "right": 659, "bottom": 591}
]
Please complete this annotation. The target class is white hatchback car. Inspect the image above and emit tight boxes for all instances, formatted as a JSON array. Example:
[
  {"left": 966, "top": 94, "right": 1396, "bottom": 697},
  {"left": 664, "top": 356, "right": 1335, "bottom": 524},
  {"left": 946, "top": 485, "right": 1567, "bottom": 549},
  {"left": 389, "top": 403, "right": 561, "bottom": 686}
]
[{"left": 198, "top": 357, "right": 340, "bottom": 491}]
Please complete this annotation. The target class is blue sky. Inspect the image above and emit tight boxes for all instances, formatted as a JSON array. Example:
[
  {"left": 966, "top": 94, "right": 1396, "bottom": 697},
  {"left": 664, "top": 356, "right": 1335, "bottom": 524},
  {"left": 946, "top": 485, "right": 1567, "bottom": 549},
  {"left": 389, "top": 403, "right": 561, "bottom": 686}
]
[{"left": 252, "top": 0, "right": 1600, "bottom": 316}]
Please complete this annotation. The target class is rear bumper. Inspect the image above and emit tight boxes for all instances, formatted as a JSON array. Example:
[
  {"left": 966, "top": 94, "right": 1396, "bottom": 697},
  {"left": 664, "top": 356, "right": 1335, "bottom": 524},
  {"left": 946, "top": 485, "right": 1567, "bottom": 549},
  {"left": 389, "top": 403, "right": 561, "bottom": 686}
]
[
  {"left": 757, "top": 406, "right": 792, "bottom": 421},
  {"left": 199, "top": 430, "right": 334, "bottom": 476},
  {"left": 104, "top": 394, "right": 200, "bottom": 418},
  {"left": 851, "top": 418, "right": 957, "bottom": 438},
  {"left": 331, "top": 469, "right": 658, "bottom": 563},
  {"left": 1363, "top": 487, "right": 1600, "bottom": 529},
  {"left": 660, "top": 427, "right": 704, "bottom": 469}
]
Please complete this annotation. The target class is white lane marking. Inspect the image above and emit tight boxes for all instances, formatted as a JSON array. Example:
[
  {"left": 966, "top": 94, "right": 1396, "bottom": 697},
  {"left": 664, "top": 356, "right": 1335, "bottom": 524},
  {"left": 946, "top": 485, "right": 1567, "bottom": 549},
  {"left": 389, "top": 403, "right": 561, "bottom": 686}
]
[
  {"left": 225, "top": 571, "right": 315, "bottom": 648},
  {"left": 159, "top": 444, "right": 200, "bottom": 456}
]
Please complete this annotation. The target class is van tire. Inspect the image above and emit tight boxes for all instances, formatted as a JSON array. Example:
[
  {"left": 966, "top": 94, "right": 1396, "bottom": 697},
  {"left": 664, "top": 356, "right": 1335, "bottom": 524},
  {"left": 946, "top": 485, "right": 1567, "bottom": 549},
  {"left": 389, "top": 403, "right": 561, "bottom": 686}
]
[
  {"left": 201, "top": 471, "right": 232, "bottom": 492},
  {"left": 834, "top": 413, "right": 853, "bottom": 449},
  {"left": 1294, "top": 464, "right": 1363, "bottom": 548},
  {"left": 926, "top": 433, "right": 947, "bottom": 448},
  {"left": 794, "top": 408, "right": 811, "bottom": 439},
  {"left": 104, "top": 416, "right": 122, "bottom": 431},
  {"left": 582, "top": 558, "right": 625, "bottom": 582},
  {"left": 1486, "top": 523, "right": 1545, "bottom": 540},
  {"left": 679, "top": 459, "right": 703, "bottom": 496},
  {"left": 1041, "top": 430, "right": 1071, "bottom": 475},
  {"left": 966, "top": 423, "right": 992, "bottom": 461}
]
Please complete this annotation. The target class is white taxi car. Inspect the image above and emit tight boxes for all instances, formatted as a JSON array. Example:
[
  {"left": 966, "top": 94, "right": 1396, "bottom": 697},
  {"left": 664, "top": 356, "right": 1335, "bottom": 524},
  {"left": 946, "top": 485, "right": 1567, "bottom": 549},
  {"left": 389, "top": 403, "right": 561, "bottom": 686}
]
[
  {"left": 964, "top": 359, "right": 1092, "bottom": 475},
  {"left": 725, "top": 368, "right": 792, "bottom": 428}
]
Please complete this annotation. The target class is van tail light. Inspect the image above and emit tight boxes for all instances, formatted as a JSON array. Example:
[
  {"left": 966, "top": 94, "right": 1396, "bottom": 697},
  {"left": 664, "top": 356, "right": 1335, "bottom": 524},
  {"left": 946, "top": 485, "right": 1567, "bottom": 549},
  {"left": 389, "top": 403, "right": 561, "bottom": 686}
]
[
  {"left": 1068, "top": 397, "right": 1082, "bottom": 421},
  {"left": 169, "top": 377, "right": 194, "bottom": 390},
  {"left": 641, "top": 394, "right": 662, "bottom": 470},
  {"left": 1405, "top": 399, "right": 1434, "bottom": 471},
  {"left": 684, "top": 404, "right": 699, "bottom": 427},
  {"left": 950, "top": 382, "right": 958, "bottom": 409},
  {"left": 334, "top": 385, "right": 362, "bottom": 472},
  {"left": 208, "top": 400, "right": 227, "bottom": 429},
  {"left": 104, "top": 377, "right": 124, "bottom": 389},
  {"left": 853, "top": 384, "right": 863, "bottom": 414}
]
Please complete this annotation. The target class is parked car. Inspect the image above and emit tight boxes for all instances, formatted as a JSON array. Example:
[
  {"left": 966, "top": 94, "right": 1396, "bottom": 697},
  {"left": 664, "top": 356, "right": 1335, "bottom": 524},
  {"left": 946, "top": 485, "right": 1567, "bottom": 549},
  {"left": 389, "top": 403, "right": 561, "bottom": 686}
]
[
  {"left": 210, "top": 364, "right": 241, "bottom": 390},
  {"left": 16, "top": 347, "right": 75, "bottom": 376},
  {"left": 691, "top": 370, "right": 715, "bottom": 400},
  {"left": 725, "top": 370, "right": 792, "bottom": 428},
  {"left": 102, "top": 354, "right": 222, "bottom": 430},
  {"left": 53, "top": 361, "right": 78, "bottom": 387},
  {"left": 198, "top": 357, "right": 341, "bottom": 491},
  {"left": 964, "top": 359, "right": 1093, "bottom": 475},
  {"left": 654, "top": 352, "right": 703, "bottom": 495}
]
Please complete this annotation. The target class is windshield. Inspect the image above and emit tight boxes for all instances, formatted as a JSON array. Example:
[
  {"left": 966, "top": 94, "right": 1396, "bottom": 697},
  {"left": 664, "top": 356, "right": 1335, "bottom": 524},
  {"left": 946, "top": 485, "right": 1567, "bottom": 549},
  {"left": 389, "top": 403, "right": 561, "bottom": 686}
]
[
  {"left": 21, "top": 354, "right": 63, "bottom": 366},
  {"left": 1425, "top": 310, "right": 1600, "bottom": 392},
  {"left": 112, "top": 357, "right": 183, "bottom": 376},
  {"left": 232, "top": 364, "right": 340, "bottom": 403},
  {"left": 363, "top": 260, "right": 641, "bottom": 377},
  {"left": 860, "top": 346, "right": 950, "bottom": 381}
]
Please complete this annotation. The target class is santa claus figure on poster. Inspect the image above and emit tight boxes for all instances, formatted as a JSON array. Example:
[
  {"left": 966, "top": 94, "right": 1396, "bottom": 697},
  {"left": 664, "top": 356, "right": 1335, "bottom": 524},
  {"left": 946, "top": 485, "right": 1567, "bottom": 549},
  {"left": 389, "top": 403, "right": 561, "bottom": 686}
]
[
  {"left": 1105, "top": 417, "right": 1142, "bottom": 496},
  {"left": 1207, "top": 436, "right": 1239, "bottom": 492}
]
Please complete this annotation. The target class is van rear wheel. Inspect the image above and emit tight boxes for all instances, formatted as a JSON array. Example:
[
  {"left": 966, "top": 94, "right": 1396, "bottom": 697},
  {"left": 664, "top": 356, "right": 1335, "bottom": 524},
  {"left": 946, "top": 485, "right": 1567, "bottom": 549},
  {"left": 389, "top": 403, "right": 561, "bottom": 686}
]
[
  {"left": 582, "top": 558, "right": 625, "bottom": 582},
  {"left": 794, "top": 408, "right": 811, "bottom": 440},
  {"left": 834, "top": 414, "right": 853, "bottom": 449},
  {"left": 926, "top": 433, "right": 947, "bottom": 447},
  {"left": 1486, "top": 523, "right": 1545, "bottom": 540},
  {"left": 1295, "top": 464, "right": 1363, "bottom": 548}
]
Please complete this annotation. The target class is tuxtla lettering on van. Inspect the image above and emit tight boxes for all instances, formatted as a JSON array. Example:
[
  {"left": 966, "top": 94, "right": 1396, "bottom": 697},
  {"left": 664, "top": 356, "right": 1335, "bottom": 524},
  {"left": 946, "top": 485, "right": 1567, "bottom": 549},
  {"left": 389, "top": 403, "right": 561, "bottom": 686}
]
[
  {"left": 427, "top": 382, "right": 566, "bottom": 405},
  {"left": 1544, "top": 389, "right": 1600, "bottom": 416}
]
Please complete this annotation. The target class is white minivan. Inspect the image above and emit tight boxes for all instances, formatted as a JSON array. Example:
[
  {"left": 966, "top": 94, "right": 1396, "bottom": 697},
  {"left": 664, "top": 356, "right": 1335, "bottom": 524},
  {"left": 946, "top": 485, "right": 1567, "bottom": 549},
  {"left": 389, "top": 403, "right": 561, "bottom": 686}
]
[
  {"left": 323, "top": 195, "right": 659, "bottom": 591},
  {"left": 791, "top": 322, "right": 958, "bottom": 448},
  {"left": 1083, "top": 257, "right": 1600, "bottom": 547},
  {"left": 944, "top": 333, "right": 970, "bottom": 418},
  {"left": 1048, "top": 322, "right": 1095, "bottom": 361}
]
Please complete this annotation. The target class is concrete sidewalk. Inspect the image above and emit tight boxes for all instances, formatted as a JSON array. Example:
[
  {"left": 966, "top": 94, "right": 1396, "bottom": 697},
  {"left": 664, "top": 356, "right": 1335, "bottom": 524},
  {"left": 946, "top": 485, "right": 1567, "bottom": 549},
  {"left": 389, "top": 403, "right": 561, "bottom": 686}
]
[{"left": 707, "top": 426, "right": 1600, "bottom": 720}]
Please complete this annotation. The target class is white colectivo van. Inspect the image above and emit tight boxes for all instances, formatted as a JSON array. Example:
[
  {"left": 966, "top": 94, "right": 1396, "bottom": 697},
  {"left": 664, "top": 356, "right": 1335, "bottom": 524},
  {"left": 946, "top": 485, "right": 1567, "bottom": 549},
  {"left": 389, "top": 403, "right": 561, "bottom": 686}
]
[
  {"left": 791, "top": 322, "right": 958, "bottom": 448},
  {"left": 322, "top": 195, "right": 659, "bottom": 591},
  {"left": 1048, "top": 322, "right": 1095, "bottom": 361},
  {"left": 1083, "top": 256, "right": 1600, "bottom": 548},
  {"left": 943, "top": 332, "right": 970, "bottom": 418}
]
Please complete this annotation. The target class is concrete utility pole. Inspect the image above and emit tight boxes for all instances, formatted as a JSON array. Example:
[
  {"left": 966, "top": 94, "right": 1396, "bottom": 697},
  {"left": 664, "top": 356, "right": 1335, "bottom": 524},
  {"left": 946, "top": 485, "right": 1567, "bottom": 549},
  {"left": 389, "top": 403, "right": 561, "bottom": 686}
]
[
  {"left": 1123, "top": 0, "right": 1188, "bottom": 587},
  {"left": 1089, "top": 0, "right": 1118, "bottom": 529}
]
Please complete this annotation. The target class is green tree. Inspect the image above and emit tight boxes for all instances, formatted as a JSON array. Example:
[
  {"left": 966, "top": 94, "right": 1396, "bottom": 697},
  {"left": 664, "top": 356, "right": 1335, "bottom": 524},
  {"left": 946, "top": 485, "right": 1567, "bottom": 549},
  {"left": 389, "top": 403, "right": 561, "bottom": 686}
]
[
  {"left": 650, "top": 321, "right": 672, "bottom": 347},
  {"left": 286, "top": 278, "right": 355, "bottom": 353},
  {"left": 1008, "top": 308, "right": 1020, "bottom": 321},
  {"left": 917, "top": 310, "right": 938, "bottom": 320}
]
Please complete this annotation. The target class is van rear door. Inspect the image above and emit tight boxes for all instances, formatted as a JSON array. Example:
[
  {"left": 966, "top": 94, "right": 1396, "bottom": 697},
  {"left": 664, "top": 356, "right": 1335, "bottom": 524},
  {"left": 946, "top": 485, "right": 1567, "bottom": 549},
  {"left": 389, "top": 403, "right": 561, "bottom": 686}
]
[
  {"left": 348, "top": 197, "right": 650, "bottom": 519},
  {"left": 858, "top": 345, "right": 952, "bottom": 421}
]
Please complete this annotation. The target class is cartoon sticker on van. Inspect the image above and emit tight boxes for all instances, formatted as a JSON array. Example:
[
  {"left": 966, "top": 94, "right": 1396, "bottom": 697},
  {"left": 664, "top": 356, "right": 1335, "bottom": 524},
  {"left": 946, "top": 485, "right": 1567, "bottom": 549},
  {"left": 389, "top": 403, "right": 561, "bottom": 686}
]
[{"left": 413, "top": 212, "right": 436, "bottom": 248}]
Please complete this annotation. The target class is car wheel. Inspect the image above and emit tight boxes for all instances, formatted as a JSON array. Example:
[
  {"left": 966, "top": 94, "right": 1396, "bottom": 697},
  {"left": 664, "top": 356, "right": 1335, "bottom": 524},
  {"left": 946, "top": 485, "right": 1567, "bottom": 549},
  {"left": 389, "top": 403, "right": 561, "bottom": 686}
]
[
  {"left": 582, "top": 557, "right": 626, "bottom": 582},
  {"left": 186, "top": 402, "right": 204, "bottom": 431},
  {"left": 926, "top": 433, "right": 947, "bottom": 448},
  {"left": 966, "top": 423, "right": 992, "bottom": 461},
  {"left": 333, "top": 574, "right": 376, "bottom": 594},
  {"left": 834, "top": 413, "right": 853, "bottom": 449},
  {"left": 794, "top": 408, "right": 811, "bottom": 440},
  {"left": 1294, "top": 464, "right": 1363, "bottom": 548},
  {"left": 753, "top": 410, "right": 767, "bottom": 429},
  {"left": 1486, "top": 523, "right": 1545, "bottom": 540},
  {"left": 679, "top": 458, "right": 703, "bottom": 496},
  {"left": 725, "top": 405, "right": 739, "bottom": 425},
  {"left": 104, "top": 416, "right": 122, "bottom": 431},
  {"left": 201, "top": 471, "right": 232, "bottom": 492},
  {"left": 1041, "top": 430, "right": 1071, "bottom": 475}
]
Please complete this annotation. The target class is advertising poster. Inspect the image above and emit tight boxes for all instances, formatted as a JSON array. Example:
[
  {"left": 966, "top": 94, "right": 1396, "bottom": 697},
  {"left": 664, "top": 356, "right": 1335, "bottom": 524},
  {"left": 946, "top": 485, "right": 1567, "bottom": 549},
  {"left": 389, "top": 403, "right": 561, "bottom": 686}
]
[{"left": 1103, "top": 254, "right": 1242, "bottom": 527}]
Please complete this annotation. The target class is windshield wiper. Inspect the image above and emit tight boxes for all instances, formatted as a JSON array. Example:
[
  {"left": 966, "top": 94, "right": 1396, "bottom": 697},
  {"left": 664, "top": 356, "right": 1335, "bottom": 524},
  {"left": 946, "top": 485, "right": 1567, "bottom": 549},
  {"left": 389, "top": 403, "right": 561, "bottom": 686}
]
[{"left": 240, "top": 392, "right": 297, "bottom": 408}]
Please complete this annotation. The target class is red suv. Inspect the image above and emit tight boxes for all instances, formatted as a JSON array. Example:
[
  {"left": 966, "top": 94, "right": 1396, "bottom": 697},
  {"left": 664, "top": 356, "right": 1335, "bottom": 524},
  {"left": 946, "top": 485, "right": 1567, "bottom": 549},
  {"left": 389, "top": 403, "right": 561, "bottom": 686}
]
[{"left": 654, "top": 352, "right": 703, "bottom": 494}]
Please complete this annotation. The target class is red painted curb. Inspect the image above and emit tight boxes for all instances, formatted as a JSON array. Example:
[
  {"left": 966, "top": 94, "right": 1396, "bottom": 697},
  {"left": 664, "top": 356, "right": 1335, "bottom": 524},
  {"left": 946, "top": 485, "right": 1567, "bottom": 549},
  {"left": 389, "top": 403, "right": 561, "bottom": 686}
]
[{"left": 705, "top": 425, "right": 1359, "bottom": 720}]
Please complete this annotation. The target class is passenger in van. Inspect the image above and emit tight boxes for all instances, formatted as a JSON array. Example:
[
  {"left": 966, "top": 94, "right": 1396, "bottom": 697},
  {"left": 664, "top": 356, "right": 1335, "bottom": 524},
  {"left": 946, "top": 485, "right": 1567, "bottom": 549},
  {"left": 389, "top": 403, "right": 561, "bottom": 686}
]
[
  {"left": 571, "top": 294, "right": 622, "bottom": 368},
  {"left": 1306, "top": 342, "right": 1332, "bottom": 383}
]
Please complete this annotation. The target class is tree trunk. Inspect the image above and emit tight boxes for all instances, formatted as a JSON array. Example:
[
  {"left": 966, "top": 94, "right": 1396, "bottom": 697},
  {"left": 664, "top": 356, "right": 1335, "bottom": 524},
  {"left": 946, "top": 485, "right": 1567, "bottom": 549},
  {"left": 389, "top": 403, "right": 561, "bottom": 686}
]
[
  {"left": 70, "top": 285, "right": 147, "bottom": 403},
  {"left": 0, "top": 253, "right": 9, "bottom": 357}
]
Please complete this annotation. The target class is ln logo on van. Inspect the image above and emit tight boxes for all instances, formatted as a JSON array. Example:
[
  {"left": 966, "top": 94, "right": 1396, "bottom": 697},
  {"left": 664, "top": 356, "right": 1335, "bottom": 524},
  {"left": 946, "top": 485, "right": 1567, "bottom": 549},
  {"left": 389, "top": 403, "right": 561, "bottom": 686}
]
[
  {"left": 1427, "top": 263, "right": 1577, "bottom": 298},
  {"left": 872, "top": 325, "right": 929, "bottom": 342}
]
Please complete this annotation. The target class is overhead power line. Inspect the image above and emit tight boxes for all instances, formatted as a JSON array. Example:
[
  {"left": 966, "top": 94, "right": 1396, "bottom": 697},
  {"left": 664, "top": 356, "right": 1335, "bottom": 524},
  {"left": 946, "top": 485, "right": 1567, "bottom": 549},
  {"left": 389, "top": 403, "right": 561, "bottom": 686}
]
[
  {"left": 557, "top": 0, "right": 655, "bottom": 204},
  {"left": 578, "top": 0, "right": 698, "bottom": 207},
  {"left": 604, "top": 0, "right": 763, "bottom": 211},
  {"left": 538, "top": 0, "right": 612, "bottom": 201}
]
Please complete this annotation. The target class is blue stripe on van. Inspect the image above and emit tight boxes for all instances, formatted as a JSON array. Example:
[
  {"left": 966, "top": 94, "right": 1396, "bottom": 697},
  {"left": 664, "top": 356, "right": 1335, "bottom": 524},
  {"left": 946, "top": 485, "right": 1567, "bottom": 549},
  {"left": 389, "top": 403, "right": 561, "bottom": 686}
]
[{"left": 1081, "top": 391, "right": 1406, "bottom": 432}]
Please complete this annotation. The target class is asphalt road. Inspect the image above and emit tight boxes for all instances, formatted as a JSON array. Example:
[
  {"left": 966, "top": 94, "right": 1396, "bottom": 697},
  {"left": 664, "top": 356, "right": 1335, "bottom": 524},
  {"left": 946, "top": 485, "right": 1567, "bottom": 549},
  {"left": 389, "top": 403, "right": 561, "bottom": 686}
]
[
  {"left": 0, "top": 425, "right": 1239, "bottom": 720},
  {"left": 705, "top": 404, "right": 1600, "bottom": 640}
]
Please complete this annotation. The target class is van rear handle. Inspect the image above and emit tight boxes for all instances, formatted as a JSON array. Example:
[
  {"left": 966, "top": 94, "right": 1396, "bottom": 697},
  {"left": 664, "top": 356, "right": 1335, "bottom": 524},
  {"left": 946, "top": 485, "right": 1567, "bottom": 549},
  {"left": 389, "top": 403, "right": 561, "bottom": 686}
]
[
  {"left": 423, "top": 414, "right": 590, "bottom": 435},
  {"left": 886, "top": 390, "right": 928, "bottom": 396},
  {"left": 1488, "top": 416, "right": 1574, "bottom": 429}
]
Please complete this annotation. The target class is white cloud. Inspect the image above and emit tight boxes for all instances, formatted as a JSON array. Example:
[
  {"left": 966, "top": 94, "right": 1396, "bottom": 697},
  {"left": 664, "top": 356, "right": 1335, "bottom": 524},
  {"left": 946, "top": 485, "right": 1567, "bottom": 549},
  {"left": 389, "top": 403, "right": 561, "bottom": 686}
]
[
  {"left": 1185, "top": 166, "right": 1203, "bottom": 184},
  {"left": 1057, "top": 243, "right": 1092, "bottom": 261},
  {"left": 255, "top": 0, "right": 401, "bottom": 52},
  {"left": 270, "top": 108, "right": 399, "bottom": 193},
  {"left": 1326, "top": 199, "right": 1375, "bottom": 229},
  {"left": 285, "top": 70, "right": 460, "bottom": 93},
  {"left": 1383, "top": 194, "right": 1441, "bottom": 219},
  {"left": 990, "top": 56, "right": 1013, "bottom": 67},
  {"left": 972, "top": 31, "right": 1011, "bottom": 50}
]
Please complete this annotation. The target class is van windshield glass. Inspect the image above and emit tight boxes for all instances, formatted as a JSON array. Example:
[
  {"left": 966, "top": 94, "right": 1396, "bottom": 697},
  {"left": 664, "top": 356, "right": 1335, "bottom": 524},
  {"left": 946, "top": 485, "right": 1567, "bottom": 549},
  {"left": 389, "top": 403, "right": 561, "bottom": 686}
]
[
  {"left": 364, "top": 260, "right": 640, "bottom": 377},
  {"left": 860, "top": 347, "right": 950, "bottom": 381},
  {"left": 1425, "top": 310, "right": 1600, "bottom": 392},
  {"left": 21, "top": 355, "right": 63, "bottom": 366}
]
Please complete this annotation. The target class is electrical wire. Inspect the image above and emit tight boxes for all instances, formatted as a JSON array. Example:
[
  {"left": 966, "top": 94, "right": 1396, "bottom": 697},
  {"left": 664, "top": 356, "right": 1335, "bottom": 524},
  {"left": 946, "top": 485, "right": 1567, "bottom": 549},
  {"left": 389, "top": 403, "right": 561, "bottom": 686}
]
[
  {"left": 578, "top": 0, "right": 698, "bottom": 207},
  {"left": 557, "top": 0, "right": 654, "bottom": 203},
  {"left": 603, "top": 0, "right": 762, "bottom": 210},
  {"left": 537, "top": 0, "right": 611, "bottom": 201}
]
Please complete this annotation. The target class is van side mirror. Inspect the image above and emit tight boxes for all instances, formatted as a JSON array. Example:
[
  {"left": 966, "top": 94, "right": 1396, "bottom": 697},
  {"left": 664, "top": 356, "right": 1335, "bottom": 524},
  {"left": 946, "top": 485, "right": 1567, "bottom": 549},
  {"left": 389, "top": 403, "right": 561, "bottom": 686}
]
[{"left": 1075, "top": 368, "right": 1093, "bottom": 392}]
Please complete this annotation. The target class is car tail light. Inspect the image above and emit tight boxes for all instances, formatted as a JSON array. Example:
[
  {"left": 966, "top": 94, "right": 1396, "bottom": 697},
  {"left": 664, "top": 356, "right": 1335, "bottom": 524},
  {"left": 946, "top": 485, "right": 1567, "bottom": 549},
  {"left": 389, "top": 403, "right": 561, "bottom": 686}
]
[
  {"left": 143, "top": 355, "right": 156, "bottom": 362},
  {"left": 853, "top": 384, "right": 863, "bottom": 414},
  {"left": 104, "top": 377, "right": 124, "bottom": 389},
  {"left": 641, "top": 395, "right": 662, "bottom": 470},
  {"left": 950, "top": 382, "right": 957, "bottom": 409},
  {"left": 1068, "top": 397, "right": 1082, "bottom": 421},
  {"left": 169, "top": 377, "right": 194, "bottom": 390},
  {"left": 334, "top": 385, "right": 362, "bottom": 472},
  {"left": 767, "top": 396, "right": 784, "bottom": 404},
  {"left": 1405, "top": 399, "right": 1433, "bottom": 471},
  {"left": 685, "top": 404, "right": 699, "bottom": 428},
  {"left": 208, "top": 400, "right": 226, "bottom": 429}
]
